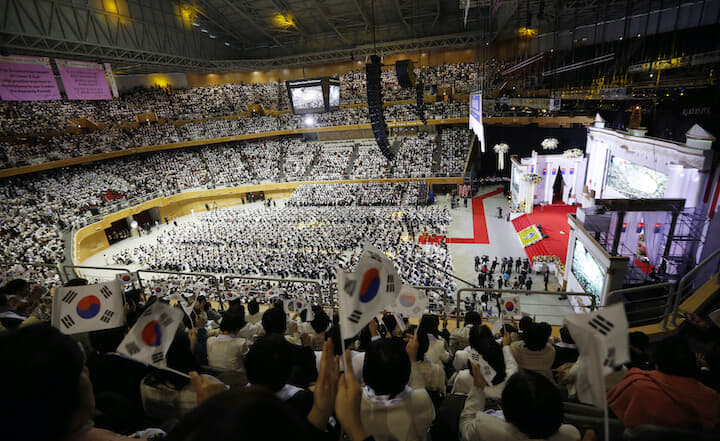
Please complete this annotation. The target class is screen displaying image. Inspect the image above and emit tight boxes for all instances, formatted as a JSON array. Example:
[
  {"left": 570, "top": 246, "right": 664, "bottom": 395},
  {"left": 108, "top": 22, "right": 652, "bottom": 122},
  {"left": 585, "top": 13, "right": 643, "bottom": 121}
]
[
  {"left": 571, "top": 239, "right": 606, "bottom": 303},
  {"left": 606, "top": 156, "right": 668, "bottom": 199},
  {"left": 290, "top": 86, "right": 324, "bottom": 112},
  {"left": 328, "top": 84, "right": 340, "bottom": 109}
]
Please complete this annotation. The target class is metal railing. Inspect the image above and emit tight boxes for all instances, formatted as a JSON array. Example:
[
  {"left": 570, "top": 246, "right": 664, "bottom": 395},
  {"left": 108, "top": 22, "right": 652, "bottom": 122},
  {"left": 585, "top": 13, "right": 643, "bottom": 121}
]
[
  {"left": 605, "top": 283, "right": 676, "bottom": 329},
  {"left": 0, "top": 261, "right": 67, "bottom": 287},
  {"left": 223, "top": 274, "right": 325, "bottom": 309},
  {"left": 670, "top": 247, "right": 720, "bottom": 326},
  {"left": 136, "top": 269, "right": 223, "bottom": 308},
  {"left": 62, "top": 265, "right": 134, "bottom": 285},
  {"left": 455, "top": 287, "right": 597, "bottom": 327}
]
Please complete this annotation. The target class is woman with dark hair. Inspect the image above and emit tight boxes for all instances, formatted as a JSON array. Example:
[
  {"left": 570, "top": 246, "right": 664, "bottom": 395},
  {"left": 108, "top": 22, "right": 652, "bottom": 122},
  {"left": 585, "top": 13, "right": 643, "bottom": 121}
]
[
  {"left": 206, "top": 306, "right": 249, "bottom": 371},
  {"left": 450, "top": 311, "right": 482, "bottom": 354},
  {"left": 361, "top": 336, "right": 436, "bottom": 441},
  {"left": 417, "top": 314, "right": 449, "bottom": 364},
  {"left": 460, "top": 369, "right": 580, "bottom": 440},
  {"left": 246, "top": 298, "right": 262, "bottom": 325},
  {"left": 510, "top": 321, "right": 555, "bottom": 383},
  {"left": 452, "top": 325, "right": 517, "bottom": 401},
  {"left": 0, "top": 324, "right": 161, "bottom": 441},
  {"left": 607, "top": 336, "right": 719, "bottom": 430},
  {"left": 411, "top": 315, "right": 448, "bottom": 393}
]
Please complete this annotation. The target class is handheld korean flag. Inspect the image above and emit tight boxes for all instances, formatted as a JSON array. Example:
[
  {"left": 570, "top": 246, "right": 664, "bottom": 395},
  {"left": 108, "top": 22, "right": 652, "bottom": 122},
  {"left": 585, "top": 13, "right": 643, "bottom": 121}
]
[
  {"left": 52, "top": 280, "right": 125, "bottom": 335},
  {"left": 284, "top": 297, "right": 299, "bottom": 314},
  {"left": 117, "top": 301, "right": 183, "bottom": 368},
  {"left": 564, "top": 303, "right": 629, "bottom": 409},
  {"left": 389, "top": 285, "right": 428, "bottom": 318},
  {"left": 337, "top": 243, "right": 401, "bottom": 338},
  {"left": 469, "top": 349, "right": 498, "bottom": 384},
  {"left": 180, "top": 291, "right": 198, "bottom": 318},
  {"left": 502, "top": 296, "right": 521, "bottom": 317}
]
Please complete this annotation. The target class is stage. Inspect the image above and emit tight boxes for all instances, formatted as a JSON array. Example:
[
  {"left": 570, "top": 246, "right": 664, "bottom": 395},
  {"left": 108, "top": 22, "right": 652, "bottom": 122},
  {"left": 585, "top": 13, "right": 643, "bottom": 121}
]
[{"left": 512, "top": 203, "right": 577, "bottom": 265}]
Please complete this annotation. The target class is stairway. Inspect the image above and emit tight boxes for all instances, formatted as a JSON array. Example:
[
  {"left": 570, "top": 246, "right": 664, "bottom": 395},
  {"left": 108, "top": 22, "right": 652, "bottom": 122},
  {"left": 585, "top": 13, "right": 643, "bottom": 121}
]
[
  {"left": 344, "top": 143, "right": 360, "bottom": 179},
  {"left": 302, "top": 144, "right": 321, "bottom": 179},
  {"left": 277, "top": 141, "right": 287, "bottom": 181},
  {"left": 237, "top": 147, "right": 259, "bottom": 183},
  {"left": 432, "top": 131, "right": 443, "bottom": 174}
]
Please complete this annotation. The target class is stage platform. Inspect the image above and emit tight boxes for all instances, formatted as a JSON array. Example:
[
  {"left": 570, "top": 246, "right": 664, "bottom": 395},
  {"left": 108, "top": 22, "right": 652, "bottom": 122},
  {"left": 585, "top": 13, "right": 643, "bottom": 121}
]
[{"left": 512, "top": 204, "right": 577, "bottom": 265}]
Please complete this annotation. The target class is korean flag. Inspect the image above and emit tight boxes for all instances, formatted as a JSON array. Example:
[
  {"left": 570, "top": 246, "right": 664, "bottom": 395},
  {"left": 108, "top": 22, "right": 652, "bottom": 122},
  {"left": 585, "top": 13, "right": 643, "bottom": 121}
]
[
  {"left": 502, "top": 296, "right": 521, "bottom": 317},
  {"left": 116, "top": 301, "right": 183, "bottom": 367},
  {"left": 52, "top": 280, "right": 125, "bottom": 335},
  {"left": 337, "top": 243, "right": 401, "bottom": 337},
  {"left": 389, "top": 285, "right": 429, "bottom": 318},
  {"left": 564, "top": 303, "right": 629, "bottom": 408}
]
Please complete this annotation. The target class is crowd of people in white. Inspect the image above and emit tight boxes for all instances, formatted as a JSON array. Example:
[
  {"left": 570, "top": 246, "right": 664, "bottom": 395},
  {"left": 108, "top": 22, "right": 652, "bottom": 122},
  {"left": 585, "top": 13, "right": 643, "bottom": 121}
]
[
  {"left": 391, "top": 135, "right": 437, "bottom": 178},
  {"left": 0, "top": 129, "right": 469, "bottom": 274},
  {"left": 0, "top": 101, "right": 471, "bottom": 169},
  {"left": 439, "top": 127, "right": 472, "bottom": 176},
  {"left": 110, "top": 200, "right": 457, "bottom": 298}
]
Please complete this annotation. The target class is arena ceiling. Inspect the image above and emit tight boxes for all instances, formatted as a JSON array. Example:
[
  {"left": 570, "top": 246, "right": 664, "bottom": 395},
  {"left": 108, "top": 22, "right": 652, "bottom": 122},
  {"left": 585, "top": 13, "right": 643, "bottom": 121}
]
[{"left": 0, "top": 0, "right": 659, "bottom": 73}]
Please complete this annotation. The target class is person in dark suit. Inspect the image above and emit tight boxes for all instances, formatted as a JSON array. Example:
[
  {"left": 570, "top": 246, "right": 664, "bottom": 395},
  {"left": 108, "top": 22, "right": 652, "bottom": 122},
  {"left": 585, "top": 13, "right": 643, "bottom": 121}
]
[{"left": 260, "top": 305, "right": 318, "bottom": 389}]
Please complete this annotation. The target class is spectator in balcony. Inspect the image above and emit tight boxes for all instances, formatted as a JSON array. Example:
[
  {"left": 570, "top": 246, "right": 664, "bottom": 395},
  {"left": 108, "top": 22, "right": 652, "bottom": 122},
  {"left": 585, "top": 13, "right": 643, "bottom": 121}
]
[{"left": 607, "top": 336, "right": 720, "bottom": 430}]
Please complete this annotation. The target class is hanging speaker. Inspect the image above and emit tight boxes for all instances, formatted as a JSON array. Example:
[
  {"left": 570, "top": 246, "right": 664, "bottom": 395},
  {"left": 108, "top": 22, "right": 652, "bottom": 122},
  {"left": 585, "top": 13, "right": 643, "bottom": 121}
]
[{"left": 395, "top": 59, "right": 416, "bottom": 88}]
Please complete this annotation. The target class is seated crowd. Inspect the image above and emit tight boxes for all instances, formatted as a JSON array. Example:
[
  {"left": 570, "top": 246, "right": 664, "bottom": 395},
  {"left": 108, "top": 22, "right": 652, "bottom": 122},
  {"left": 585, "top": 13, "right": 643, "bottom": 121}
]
[
  {"left": 110, "top": 198, "right": 457, "bottom": 300},
  {"left": 0, "top": 101, "right": 468, "bottom": 169},
  {"left": 0, "top": 128, "right": 462, "bottom": 272},
  {"left": 3, "top": 278, "right": 719, "bottom": 441}
]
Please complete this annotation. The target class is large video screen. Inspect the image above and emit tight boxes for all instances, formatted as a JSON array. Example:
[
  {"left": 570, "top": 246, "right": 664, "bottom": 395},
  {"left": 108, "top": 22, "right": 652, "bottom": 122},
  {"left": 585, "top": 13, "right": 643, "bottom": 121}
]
[
  {"left": 328, "top": 78, "right": 340, "bottom": 110},
  {"left": 606, "top": 156, "right": 668, "bottom": 199},
  {"left": 469, "top": 92, "right": 485, "bottom": 152},
  {"left": 289, "top": 87, "right": 324, "bottom": 114},
  {"left": 571, "top": 239, "right": 606, "bottom": 303}
]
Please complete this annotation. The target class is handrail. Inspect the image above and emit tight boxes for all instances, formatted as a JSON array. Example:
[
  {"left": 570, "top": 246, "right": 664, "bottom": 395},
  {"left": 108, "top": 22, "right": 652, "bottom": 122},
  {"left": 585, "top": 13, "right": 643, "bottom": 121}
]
[
  {"left": 455, "top": 287, "right": 597, "bottom": 327},
  {"left": 0, "top": 261, "right": 67, "bottom": 286},
  {"left": 136, "top": 269, "right": 224, "bottom": 309},
  {"left": 604, "top": 282, "right": 676, "bottom": 329},
  {"left": 222, "top": 274, "right": 324, "bottom": 309},
  {"left": 62, "top": 265, "right": 133, "bottom": 285},
  {"left": 670, "top": 247, "right": 720, "bottom": 326}
]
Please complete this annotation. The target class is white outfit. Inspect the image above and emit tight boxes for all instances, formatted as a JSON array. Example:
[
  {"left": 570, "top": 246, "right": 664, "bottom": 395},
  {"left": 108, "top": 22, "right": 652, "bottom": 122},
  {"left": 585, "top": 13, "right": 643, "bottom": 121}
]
[
  {"left": 206, "top": 334, "right": 247, "bottom": 371},
  {"left": 459, "top": 386, "right": 581, "bottom": 441}
]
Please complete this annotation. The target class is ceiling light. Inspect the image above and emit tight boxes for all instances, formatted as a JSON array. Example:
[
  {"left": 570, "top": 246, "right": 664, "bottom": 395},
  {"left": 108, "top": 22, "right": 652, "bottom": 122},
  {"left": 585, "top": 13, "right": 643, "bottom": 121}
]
[
  {"left": 209, "top": 34, "right": 216, "bottom": 38},
  {"left": 201, "top": 28, "right": 208, "bottom": 33},
  {"left": 224, "top": 42, "right": 230, "bottom": 46}
]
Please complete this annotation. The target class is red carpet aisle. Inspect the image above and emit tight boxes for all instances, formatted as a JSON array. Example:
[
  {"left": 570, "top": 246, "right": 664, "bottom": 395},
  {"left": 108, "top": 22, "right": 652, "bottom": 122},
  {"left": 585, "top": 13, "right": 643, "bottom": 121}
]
[
  {"left": 445, "top": 187, "right": 504, "bottom": 244},
  {"left": 511, "top": 204, "right": 577, "bottom": 264}
]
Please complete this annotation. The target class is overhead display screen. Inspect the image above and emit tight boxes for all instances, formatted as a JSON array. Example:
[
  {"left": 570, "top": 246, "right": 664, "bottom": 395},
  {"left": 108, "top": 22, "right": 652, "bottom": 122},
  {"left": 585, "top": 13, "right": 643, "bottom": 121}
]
[
  {"left": 606, "top": 156, "right": 668, "bottom": 199},
  {"left": 287, "top": 77, "right": 340, "bottom": 114}
]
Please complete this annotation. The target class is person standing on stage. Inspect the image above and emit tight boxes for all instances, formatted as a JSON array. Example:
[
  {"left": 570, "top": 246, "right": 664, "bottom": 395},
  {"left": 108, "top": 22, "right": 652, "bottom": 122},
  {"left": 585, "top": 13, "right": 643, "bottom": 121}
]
[{"left": 543, "top": 268, "right": 550, "bottom": 291}]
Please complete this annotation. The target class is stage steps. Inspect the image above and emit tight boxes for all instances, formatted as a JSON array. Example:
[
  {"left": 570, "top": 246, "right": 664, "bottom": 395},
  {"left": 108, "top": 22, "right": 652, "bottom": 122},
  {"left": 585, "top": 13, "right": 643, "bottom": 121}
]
[{"left": 344, "top": 143, "right": 360, "bottom": 179}]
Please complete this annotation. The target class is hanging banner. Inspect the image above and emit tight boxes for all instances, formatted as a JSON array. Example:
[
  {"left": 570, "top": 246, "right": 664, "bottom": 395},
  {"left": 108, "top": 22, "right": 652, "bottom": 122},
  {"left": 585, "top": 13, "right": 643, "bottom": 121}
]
[
  {"left": 56, "top": 58, "right": 112, "bottom": 100},
  {"left": 104, "top": 63, "right": 119, "bottom": 98},
  {"left": 0, "top": 55, "right": 61, "bottom": 101}
]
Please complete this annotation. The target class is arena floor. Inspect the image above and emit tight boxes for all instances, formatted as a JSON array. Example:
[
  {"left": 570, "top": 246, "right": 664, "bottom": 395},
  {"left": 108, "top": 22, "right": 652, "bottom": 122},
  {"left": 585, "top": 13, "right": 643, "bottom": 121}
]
[{"left": 79, "top": 185, "right": 573, "bottom": 325}]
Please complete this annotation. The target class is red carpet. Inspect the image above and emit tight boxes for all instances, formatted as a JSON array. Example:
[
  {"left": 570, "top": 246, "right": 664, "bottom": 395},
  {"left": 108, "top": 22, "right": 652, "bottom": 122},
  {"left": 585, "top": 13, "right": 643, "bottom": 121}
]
[
  {"left": 511, "top": 204, "right": 577, "bottom": 264},
  {"left": 445, "top": 187, "right": 504, "bottom": 244}
]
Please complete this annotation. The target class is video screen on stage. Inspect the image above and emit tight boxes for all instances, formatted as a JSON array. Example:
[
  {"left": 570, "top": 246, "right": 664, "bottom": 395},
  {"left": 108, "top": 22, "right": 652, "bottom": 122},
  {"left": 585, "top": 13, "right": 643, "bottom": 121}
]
[
  {"left": 328, "top": 78, "right": 340, "bottom": 110},
  {"left": 571, "top": 239, "right": 605, "bottom": 303},
  {"left": 606, "top": 156, "right": 668, "bottom": 199},
  {"left": 469, "top": 92, "right": 485, "bottom": 152}
]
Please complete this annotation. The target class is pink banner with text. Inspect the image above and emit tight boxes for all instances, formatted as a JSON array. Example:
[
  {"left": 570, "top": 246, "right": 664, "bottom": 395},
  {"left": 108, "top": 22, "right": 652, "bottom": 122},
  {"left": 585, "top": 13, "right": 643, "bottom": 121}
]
[
  {"left": 0, "top": 55, "right": 61, "bottom": 101},
  {"left": 56, "top": 59, "right": 112, "bottom": 100}
]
